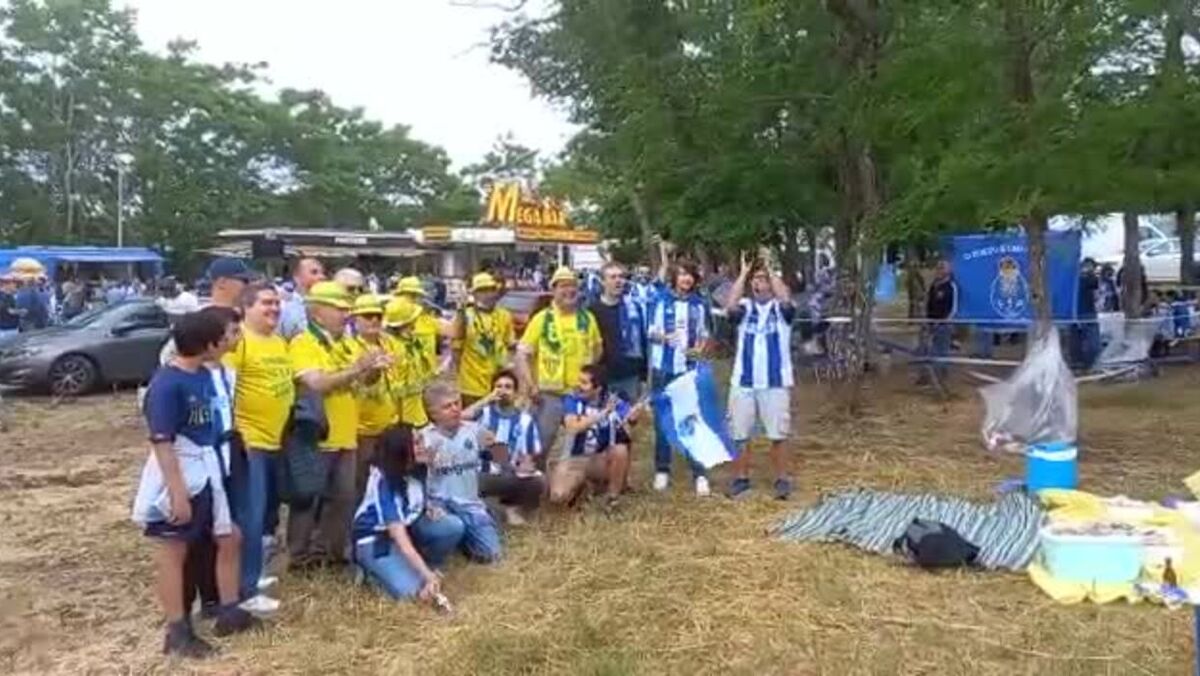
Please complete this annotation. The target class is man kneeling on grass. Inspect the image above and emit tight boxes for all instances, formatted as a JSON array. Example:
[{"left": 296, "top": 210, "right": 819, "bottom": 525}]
[
  {"left": 353, "top": 424, "right": 461, "bottom": 606},
  {"left": 418, "top": 381, "right": 504, "bottom": 563},
  {"left": 549, "top": 365, "right": 646, "bottom": 513},
  {"left": 131, "top": 312, "right": 259, "bottom": 659}
]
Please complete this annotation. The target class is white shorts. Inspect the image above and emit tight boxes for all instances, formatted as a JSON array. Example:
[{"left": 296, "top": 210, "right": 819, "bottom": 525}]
[{"left": 728, "top": 387, "right": 791, "bottom": 442}]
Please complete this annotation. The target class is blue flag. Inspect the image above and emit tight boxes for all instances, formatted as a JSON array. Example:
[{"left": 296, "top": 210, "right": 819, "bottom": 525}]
[
  {"left": 943, "top": 232, "right": 1081, "bottom": 322},
  {"left": 652, "top": 363, "right": 736, "bottom": 469}
]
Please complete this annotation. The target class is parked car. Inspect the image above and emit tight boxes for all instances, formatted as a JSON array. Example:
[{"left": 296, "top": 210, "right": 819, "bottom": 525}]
[
  {"left": 0, "top": 300, "right": 171, "bottom": 395},
  {"left": 497, "top": 290, "right": 552, "bottom": 336},
  {"left": 1097, "top": 237, "right": 1200, "bottom": 284}
]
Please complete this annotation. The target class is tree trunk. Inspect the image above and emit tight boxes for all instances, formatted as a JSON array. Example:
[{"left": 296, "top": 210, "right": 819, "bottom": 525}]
[
  {"left": 802, "top": 225, "right": 819, "bottom": 283},
  {"left": 1025, "top": 213, "right": 1051, "bottom": 325},
  {"left": 64, "top": 90, "right": 75, "bottom": 240},
  {"left": 780, "top": 223, "right": 802, "bottom": 289},
  {"left": 904, "top": 244, "right": 926, "bottom": 319},
  {"left": 1179, "top": 205, "right": 1196, "bottom": 284},
  {"left": 1004, "top": 0, "right": 1051, "bottom": 334},
  {"left": 1122, "top": 211, "right": 1144, "bottom": 315},
  {"left": 628, "top": 186, "right": 654, "bottom": 259}
]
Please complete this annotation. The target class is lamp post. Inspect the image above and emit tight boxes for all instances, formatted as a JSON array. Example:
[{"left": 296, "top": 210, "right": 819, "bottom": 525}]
[{"left": 114, "top": 152, "right": 134, "bottom": 248}]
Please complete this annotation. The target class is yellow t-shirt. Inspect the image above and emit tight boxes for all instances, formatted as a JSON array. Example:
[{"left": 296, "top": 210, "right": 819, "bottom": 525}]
[
  {"left": 414, "top": 313, "right": 440, "bottom": 367},
  {"left": 519, "top": 306, "right": 602, "bottom": 394},
  {"left": 289, "top": 328, "right": 359, "bottom": 451},
  {"left": 222, "top": 327, "right": 294, "bottom": 451},
  {"left": 355, "top": 334, "right": 399, "bottom": 436},
  {"left": 388, "top": 332, "right": 432, "bottom": 427},
  {"left": 455, "top": 306, "right": 515, "bottom": 398}
]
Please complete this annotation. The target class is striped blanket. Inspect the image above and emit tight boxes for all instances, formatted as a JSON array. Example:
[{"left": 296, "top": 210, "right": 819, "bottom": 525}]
[{"left": 770, "top": 489, "right": 1044, "bottom": 571}]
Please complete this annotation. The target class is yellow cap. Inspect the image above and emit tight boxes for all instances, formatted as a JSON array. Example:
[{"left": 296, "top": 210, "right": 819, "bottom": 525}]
[
  {"left": 350, "top": 294, "right": 386, "bottom": 317},
  {"left": 550, "top": 266, "right": 577, "bottom": 287},
  {"left": 394, "top": 276, "right": 426, "bottom": 297},
  {"left": 471, "top": 272, "right": 500, "bottom": 293},
  {"left": 384, "top": 297, "right": 422, "bottom": 328},
  {"left": 306, "top": 281, "right": 352, "bottom": 310}
]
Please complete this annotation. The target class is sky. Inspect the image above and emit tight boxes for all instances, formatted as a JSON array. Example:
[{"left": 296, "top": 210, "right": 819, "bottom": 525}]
[{"left": 119, "top": 0, "right": 577, "bottom": 168}]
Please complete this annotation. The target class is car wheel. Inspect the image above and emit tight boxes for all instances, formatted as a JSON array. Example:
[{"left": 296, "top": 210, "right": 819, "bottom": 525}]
[{"left": 49, "top": 354, "right": 98, "bottom": 396}]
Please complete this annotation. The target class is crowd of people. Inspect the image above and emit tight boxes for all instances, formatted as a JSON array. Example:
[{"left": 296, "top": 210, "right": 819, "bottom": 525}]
[{"left": 128, "top": 244, "right": 798, "bottom": 658}]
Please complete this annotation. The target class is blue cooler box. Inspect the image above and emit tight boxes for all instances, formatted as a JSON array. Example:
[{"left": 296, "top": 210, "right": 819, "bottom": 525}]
[{"left": 1026, "top": 441, "right": 1078, "bottom": 492}]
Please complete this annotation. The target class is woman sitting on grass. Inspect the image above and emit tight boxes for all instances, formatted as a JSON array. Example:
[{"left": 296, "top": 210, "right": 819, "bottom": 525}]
[{"left": 352, "top": 424, "right": 463, "bottom": 605}]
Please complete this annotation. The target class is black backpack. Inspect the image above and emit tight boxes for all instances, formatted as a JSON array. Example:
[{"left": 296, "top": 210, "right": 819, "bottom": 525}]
[{"left": 892, "top": 518, "right": 980, "bottom": 569}]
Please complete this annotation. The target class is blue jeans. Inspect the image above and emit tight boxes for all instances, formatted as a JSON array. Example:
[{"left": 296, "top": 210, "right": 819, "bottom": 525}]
[
  {"left": 234, "top": 449, "right": 281, "bottom": 600},
  {"left": 1073, "top": 322, "right": 1100, "bottom": 369},
  {"left": 355, "top": 515, "right": 464, "bottom": 600},
  {"left": 929, "top": 323, "right": 952, "bottom": 378},
  {"left": 415, "top": 502, "right": 501, "bottom": 564},
  {"left": 409, "top": 511, "right": 469, "bottom": 568},
  {"left": 650, "top": 371, "right": 707, "bottom": 480}
]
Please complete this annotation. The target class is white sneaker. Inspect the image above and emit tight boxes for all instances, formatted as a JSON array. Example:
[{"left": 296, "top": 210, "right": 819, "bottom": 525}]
[
  {"left": 694, "top": 476, "right": 711, "bottom": 497},
  {"left": 239, "top": 594, "right": 280, "bottom": 616},
  {"left": 653, "top": 472, "right": 670, "bottom": 492},
  {"left": 256, "top": 576, "right": 278, "bottom": 591}
]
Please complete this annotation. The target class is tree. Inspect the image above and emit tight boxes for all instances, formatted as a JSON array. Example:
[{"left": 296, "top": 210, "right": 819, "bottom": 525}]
[{"left": 0, "top": 0, "right": 479, "bottom": 263}]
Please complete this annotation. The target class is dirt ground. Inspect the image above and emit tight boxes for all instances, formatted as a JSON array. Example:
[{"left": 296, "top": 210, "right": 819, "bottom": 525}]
[{"left": 2, "top": 364, "right": 1199, "bottom": 675}]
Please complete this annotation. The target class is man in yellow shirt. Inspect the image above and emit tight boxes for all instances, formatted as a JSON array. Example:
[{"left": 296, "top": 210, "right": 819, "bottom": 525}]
[
  {"left": 287, "top": 281, "right": 389, "bottom": 569},
  {"left": 394, "top": 276, "right": 451, "bottom": 372},
  {"left": 452, "top": 272, "right": 515, "bottom": 406},
  {"left": 349, "top": 294, "right": 398, "bottom": 503},
  {"left": 222, "top": 281, "right": 294, "bottom": 609},
  {"left": 517, "top": 267, "right": 602, "bottom": 467},
  {"left": 384, "top": 297, "right": 433, "bottom": 427}
]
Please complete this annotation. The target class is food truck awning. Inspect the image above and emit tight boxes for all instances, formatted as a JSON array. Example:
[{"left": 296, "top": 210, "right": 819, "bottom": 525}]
[{"left": 0, "top": 246, "right": 164, "bottom": 278}]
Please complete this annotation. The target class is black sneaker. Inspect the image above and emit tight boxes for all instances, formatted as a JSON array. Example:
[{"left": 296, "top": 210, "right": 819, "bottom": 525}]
[
  {"left": 163, "top": 622, "right": 216, "bottom": 659},
  {"left": 726, "top": 477, "right": 752, "bottom": 499},
  {"left": 774, "top": 477, "right": 794, "bottom": 501},
  {"left": 213, "top": 606, "right": 262, "bottom": 637}
]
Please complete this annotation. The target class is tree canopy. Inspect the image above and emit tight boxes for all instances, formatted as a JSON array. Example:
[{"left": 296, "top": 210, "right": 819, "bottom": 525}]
[
  {"left": 490, "top": 1, "right": 1200, "bottom": 280},
  {"left": 0, "top": 0, "right": 479, "bottom": 264}
]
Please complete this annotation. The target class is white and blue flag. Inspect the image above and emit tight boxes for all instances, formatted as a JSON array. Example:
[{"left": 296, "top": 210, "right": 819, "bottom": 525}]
[{"left": 652, "top": 363, "right": 736, "bottom": 469}]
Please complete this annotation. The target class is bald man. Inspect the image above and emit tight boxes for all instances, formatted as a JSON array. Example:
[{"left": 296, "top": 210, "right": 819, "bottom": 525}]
[{"left": 279, "top": 257, "right": 326, "bottom": 339}]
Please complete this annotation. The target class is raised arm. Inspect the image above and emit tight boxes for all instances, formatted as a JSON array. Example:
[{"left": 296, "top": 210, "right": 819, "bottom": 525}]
[
  {"left": 724, "top": 252, "right": 752, "bottom": 313},
  {"left": 770, "top": 266, "right": 792, "bottom": 304}
]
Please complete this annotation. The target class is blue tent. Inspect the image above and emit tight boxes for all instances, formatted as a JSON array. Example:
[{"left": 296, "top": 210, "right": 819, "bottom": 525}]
[{"left": 0, "top": 246, "right": 164, "bottom": 279}]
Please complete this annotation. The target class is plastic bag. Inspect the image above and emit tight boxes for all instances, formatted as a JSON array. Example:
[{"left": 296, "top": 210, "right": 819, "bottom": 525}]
[
  {"left": 1095, "top": 315, "right": 1156, "bottom": 368},
  {"left": 980, "top": 325, "right": 1077, "bottom": 453}
]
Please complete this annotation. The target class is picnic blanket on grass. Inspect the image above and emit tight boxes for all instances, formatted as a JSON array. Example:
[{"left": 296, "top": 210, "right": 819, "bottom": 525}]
[{"left": 770, "top": 489, "right": 1044, "bottom": 571}]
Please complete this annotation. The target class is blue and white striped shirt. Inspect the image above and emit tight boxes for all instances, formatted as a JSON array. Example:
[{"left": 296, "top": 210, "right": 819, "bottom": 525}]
[
  {"left": 352, "top": 467, "right": 426, "bottom": 540},
  {"left": 478, "top": 404, "right": 542, "bottom": 462},
  {"left": 647, "top": 292, "right": 710, "bottom": 378},
  {"left": 729, "top": 298, "right": 795, "bottom": 389},
  {"left": 559, "top": 392, "right": 632, "bottom": 458}
]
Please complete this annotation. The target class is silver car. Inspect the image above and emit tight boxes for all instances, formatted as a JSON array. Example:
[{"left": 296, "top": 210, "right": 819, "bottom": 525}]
[{"left": 0, "top": 300, "right": 171, "bottom": 395}]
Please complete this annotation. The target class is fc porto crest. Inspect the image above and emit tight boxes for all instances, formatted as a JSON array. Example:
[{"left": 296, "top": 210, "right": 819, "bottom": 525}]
[
  {"left": 676, "top": 413, "right": 698, "bottom": 441},
  {"left": 989, "top": 255, "right": 1029, "bottom": 319}
]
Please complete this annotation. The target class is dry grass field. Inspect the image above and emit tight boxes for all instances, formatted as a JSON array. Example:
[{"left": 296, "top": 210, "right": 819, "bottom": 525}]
[{"left": 2, "top": 364, "right": 1199, "bottom": 675}]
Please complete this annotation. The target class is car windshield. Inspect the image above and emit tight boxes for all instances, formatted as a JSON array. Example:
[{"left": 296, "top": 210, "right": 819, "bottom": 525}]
[
  {"left": 64, "top": 306, "right": 110, "bottom": 327},
  {"left": 499, "top": 294, "right": 538, "bottom": 312}
]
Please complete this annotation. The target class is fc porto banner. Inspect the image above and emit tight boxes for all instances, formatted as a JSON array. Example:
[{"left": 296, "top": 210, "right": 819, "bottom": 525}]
[{"left": 941, "top": 232, "right": 1081, "bottom": 322}]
